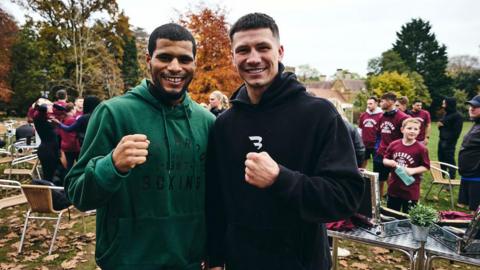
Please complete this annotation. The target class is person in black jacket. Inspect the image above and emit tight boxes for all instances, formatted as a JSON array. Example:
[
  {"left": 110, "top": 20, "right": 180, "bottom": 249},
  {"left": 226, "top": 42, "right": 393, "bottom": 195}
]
[
  {"left": 458, "top": 95, "right": 480, "bottom": 210},
  {"left": 438, "top": 97, "right": 463, "bottom": 178},
  {"left": 206, "top": 13, "right": 363, "bottom": 270}
]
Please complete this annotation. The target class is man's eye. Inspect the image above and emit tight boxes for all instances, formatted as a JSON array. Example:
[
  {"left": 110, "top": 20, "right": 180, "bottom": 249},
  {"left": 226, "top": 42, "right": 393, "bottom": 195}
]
[{"left": 158, "top": 55, "right": 172, "bottom": 62}]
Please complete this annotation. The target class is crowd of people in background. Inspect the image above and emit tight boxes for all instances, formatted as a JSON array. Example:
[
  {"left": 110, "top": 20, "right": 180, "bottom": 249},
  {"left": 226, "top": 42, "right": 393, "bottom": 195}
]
[
  {"left": 358, "top": 92, "right": 480, "bottom": 214},
  {"left": 22, "top": 90, "right": 101, "bottom": 185}
]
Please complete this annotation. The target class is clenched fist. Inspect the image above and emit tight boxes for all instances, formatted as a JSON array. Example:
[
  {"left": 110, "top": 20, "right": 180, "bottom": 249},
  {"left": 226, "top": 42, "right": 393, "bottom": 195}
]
[
  {"left": 112, "top": 134, "right": 150, "bottom": 173},
  {"left": 244, "top": 152, "right": 280, "bottom": 188}
]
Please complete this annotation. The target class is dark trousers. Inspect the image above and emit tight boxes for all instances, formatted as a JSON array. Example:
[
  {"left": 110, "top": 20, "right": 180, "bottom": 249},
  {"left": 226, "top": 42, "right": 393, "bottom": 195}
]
[
  {"left": 438, "top": 139, "right": 457, "bottom": 179},
  {"left": 38, "top": 141, "right": 60, "bottom": 181},
  {"left": 387, "top": 196, "right": 417, "bottom": 213},
  {"left": 64, "top": 151, "right": 79, "bottom": 172}
]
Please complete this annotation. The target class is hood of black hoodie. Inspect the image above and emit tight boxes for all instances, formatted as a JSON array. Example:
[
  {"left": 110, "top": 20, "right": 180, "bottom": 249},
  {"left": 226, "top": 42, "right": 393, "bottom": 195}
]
[
  {"left": 445, "top": 97, "right": 457, "bottom": 113},
  {"left": 230, "top": 63, "right": 306, "bottom": 109}
]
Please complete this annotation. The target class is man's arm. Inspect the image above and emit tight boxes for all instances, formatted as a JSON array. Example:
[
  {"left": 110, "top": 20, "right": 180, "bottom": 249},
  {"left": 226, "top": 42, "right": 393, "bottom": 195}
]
[
  {"left": 206, "top": 128, "right": 226, "bottom": 269},
  {"left": 246, "top": 113, "right": 364, "bottom": 223},
  {"left": 64, "top": 104, "right": 149, "bottom": 211}
]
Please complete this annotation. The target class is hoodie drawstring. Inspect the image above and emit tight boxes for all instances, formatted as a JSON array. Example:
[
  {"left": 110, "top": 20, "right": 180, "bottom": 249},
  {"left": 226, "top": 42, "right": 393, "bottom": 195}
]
[
  {"left": 161, "top": 107, "right": 173, "bottom": 175},
  {"left": 183, "top": 105, "right": 197, "bottom": 184}
]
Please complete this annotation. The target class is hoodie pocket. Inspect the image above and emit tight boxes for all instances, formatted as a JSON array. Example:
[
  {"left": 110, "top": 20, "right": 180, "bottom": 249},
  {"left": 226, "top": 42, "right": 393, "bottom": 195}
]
[{"left": 98, "top": 214, "right": 205, "bottom": 268}]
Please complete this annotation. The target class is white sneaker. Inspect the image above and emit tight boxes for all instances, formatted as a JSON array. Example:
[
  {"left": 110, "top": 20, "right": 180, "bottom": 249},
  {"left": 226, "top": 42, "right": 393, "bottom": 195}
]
[{"left": 337, "top": 247, "right": 351, "bottom": 257}]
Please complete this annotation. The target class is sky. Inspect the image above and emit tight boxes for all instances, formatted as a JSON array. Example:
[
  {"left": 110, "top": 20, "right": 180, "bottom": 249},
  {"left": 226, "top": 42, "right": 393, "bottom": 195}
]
[{"left": 3, "top": 0, "right": 480, "bottom": 77}]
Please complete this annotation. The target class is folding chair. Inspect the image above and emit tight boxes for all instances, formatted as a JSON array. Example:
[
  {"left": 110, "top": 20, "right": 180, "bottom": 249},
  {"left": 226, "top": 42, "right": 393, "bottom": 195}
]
[
  {"left": 0, "top": 179, "right": 27, "bottom": 210},
  {"left": 425, "top": 161, "right": 461, "bottom": 209},
  {"left": 19, "top": 184, "right": 70, "bottom": 255},
  {"left": 3, "top": 153, "right": 40, "bottom": 181}
]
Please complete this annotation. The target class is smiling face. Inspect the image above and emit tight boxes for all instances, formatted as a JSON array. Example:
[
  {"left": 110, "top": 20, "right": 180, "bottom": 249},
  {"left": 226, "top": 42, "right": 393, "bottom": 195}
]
[
  {"left": 231, "top": 28, "right": 284, "bottom": 95},
  {"left": 147, "top": 39, "right": 195, "bottom": 96},
  {"left": 401, "top": 121, "right": 421, "bottom": 141}
]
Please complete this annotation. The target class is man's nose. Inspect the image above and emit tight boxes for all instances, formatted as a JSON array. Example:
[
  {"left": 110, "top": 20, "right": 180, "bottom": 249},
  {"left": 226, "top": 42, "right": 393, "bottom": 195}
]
[
  {"left": 246, "top": 49, "right": 261, "bottom": 65},
  {"left": 168, "top": 58, "right": 182, "bottom": 72}
]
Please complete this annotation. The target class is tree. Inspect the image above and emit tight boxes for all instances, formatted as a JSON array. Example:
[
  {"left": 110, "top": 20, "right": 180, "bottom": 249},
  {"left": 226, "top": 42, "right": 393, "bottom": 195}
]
[
  {"left": 448, "top": 55, "right": 480, "bottom": 100},
  {"left": 121, "top": 35, "right": 140, "bottom": 90},
  {"left": 366, "top": 71, "right": 416, "bottom": 102},
  {"left": 9, "top": 20, "right": 47, "bottom": 114},
  {"left": 134, "top": 27, "right": 149, "bottom": 80},
  {"left": 179, "top": 5, "right": 242, "bottom": 102},
  {"left": 393, "top": 18, "right": 451, "bottom": 113},
  {"left": 453, "top": 89, "right": 469, "bottom": 119},
  {"left": 448, "top": 55, "right": 480, "bottom": 75},
  {"left": 15, "top": 0, "right": 119, "bottom": 96},
  {"left": 296, "top": 64, "right": 320, "bottom": 82},
  {"left": 0, "top": 8, "right": 19, "bottom": 103}
]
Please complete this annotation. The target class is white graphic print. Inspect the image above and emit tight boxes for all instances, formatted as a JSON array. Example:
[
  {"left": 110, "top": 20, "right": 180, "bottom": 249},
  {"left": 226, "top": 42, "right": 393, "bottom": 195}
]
[{"left": 249, "top": 136, "right": 263, "bottom": 150}]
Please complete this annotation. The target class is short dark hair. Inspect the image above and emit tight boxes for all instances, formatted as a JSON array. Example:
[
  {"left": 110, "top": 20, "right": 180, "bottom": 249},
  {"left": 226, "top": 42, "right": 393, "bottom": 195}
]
[
  {"left": 148, "top": 23, "right": 196, "bottom": 57},
  {"left": 367, "top": 96, "right": 378, "bottom": 103},
  {"left": 229, "top": 13, "right": 280, "bottom": 41},
  {"left": 381, "top": 92, "right": 397, "bottom": 102},
  {"left": 398, "top": 96, "right": 409, "bottom": 105},
  {"left": 56, "top": 89, "right": 67, "bottom": 100},
  {"left": 413, "top": 99, "right": 422, "bottom": 104}
]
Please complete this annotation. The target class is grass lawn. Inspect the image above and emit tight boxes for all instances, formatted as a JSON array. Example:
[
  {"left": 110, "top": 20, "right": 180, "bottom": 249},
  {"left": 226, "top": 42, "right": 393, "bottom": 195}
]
[{"left": 0, "top": 121, "right": 478, "bottom": 269}]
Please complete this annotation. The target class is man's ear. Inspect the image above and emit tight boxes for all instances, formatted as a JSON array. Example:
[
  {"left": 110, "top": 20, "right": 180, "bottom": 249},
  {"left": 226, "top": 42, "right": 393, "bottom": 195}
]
[
  {"left": 146, "top": 53, "right": 151, "bottom": 72},
  {"left": 278, "top": 45, "right": 284, "bottom": 61}
]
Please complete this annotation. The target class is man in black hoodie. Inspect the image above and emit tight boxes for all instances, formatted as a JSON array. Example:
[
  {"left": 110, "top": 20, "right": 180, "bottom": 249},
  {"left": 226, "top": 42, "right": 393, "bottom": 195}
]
[
  {"left": 206, "top": 13, "right": 363, "bottom": 270},
  {"left": 438, "top": 97, "right": 463, "bottom": 178},
  {"left": 458, "top": 95, "right": 480, "bottom": 210}
]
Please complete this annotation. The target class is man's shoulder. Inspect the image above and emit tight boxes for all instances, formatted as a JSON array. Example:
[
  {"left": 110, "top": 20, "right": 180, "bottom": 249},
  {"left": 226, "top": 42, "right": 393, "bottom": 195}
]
[{"left": 189, "top": 101, "right": 216, "bottom": 123}]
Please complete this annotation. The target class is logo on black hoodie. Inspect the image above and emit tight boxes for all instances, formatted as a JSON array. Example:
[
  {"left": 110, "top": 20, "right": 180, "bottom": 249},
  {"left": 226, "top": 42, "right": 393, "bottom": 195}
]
[{"left": 249, "top": 136, "right": 263, "bottom": 150}]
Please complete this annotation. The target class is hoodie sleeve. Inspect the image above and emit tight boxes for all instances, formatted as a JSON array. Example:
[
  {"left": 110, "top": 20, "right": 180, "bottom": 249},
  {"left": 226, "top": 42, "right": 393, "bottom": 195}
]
[
  {"left": 64, "top": 104, "right": 130, "bottom": 211},
  {"left": 206, "top": 128, "right": 226, "bottom": 267},
  {"left": 269, "top": 113, "right": 364, "bottom": 223}
]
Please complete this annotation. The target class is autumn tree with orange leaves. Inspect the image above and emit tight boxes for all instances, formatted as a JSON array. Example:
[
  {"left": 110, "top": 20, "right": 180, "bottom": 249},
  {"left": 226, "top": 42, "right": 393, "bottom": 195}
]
[
  {"left": 0, "top": 8, "right": 18, "bottom": 103},
  {"left": 179, "top": 6, "right": 241, "bottom": 103}
]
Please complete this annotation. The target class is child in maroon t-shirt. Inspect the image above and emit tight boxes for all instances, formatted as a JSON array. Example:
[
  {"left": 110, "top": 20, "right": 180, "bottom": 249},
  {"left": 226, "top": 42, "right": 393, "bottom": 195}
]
[{"left": 383, "top": 118, "right": 430, "bottom": 213}]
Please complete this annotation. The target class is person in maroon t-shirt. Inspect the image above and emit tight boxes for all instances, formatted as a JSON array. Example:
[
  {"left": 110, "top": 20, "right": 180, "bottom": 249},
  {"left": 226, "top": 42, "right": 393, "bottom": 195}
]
[
  {"left": 375, "top": 92, "right": 410, "bottom": 196},
  {"left": 358, "top": 96, "right": 383, "bottom": 168},
  {"left": 383, "top": 118, "right": 430, "bottom": 213},
  {"left": 408, "top": 99, "right": 431, "bottom": 145}
]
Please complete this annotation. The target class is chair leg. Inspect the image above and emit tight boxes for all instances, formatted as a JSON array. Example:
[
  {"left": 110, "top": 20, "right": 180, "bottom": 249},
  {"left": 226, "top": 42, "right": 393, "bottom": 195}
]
[
  {"left": 437, "top": 185, "right": 444, "bottom": 198},
  {"left": 425, "top": 183, "right": 434, "bottom": 201},
  {"left": 18, "top": 209, "right": 31, "bottom": 254},
  {"left": 49, "top": 212, "right": 64, "bottom": 255},
  {"left": 449, "top": 184, "right": 454, "bottom": 209},
  {"left": 48, "top": 212, "right": 64, "bottom": 255}
]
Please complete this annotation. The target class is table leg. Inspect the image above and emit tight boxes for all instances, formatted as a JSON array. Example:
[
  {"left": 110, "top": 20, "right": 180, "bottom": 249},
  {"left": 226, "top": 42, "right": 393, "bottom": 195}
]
[
  {"left": 424, "top": 255, "right": 435, "bottom": 270},
  {"left": 331, "top": 237, "right": 338, "bottom": 270},
  {"left": 414, "top": 242, "right": 426, "bottom": 270}
]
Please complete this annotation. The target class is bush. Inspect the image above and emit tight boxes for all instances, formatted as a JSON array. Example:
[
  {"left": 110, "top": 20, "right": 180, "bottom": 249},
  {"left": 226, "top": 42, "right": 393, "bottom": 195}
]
[{"left": 409, "top": 203, "right": 438, "bottom": 227}]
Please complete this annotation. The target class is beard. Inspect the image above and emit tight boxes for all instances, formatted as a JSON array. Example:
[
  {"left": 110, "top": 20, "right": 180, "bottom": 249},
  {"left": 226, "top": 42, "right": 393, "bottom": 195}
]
[{"left": 150, "top": 76, "right": 191, "bottom": 102}]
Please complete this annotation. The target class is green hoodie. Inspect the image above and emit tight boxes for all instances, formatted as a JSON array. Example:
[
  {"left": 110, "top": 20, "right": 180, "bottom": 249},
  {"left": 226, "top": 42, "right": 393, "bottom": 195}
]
[{"left": 64, "top": 79, "right": 215, "bottom": 270}]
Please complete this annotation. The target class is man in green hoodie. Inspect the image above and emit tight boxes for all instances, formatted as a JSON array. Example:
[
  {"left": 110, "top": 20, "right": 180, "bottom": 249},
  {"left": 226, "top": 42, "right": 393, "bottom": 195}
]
[{"left": 65, "top": 23, "right": 215, "bottom": 270}]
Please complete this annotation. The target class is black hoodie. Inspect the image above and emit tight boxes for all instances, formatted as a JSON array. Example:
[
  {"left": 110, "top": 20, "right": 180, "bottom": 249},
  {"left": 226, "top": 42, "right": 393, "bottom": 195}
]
[
  {"left": 206, "top": 65, "right": 364, "bottom": 270},
  {"left": 439, "top": 97, "right": 463, "bottom": 142}
]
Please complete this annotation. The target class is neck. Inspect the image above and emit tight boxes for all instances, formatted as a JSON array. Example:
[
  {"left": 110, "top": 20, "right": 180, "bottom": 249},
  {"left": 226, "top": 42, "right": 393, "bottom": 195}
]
[
  {"left": 402, "top": 137, "right": 416, "bottom": 145},
  {"left": 246, "top": 85, "right": 269, "bottom": 105}
]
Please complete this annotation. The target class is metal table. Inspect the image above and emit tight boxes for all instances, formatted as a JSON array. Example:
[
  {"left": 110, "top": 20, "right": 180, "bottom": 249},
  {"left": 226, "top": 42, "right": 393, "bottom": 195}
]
[
  {"left": 424, "top": 237, "right": 480, "bottom": 269},
  {"left": 329, "top": 228, "right": 423, "bottom": 270}
]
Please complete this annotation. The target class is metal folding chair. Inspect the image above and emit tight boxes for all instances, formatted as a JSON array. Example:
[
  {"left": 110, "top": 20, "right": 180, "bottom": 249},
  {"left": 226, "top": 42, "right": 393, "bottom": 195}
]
[
  {"left": 425, "top": 161, "right": 461, "bottom": 209},
  {"left": 0, "top": 179, "right": 27, "bottom": 210},
  {"left": 19, "top": 184, "right": 70, "bottom": 255}
]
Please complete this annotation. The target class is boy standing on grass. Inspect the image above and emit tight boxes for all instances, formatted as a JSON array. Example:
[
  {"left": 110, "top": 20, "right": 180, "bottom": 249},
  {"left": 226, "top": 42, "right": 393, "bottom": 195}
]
[{"left": 383, "top": 118, "right": 430, "bottom": 213}]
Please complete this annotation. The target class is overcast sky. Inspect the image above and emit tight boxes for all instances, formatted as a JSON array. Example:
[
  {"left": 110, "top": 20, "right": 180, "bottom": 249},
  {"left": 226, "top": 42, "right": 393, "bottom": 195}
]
[{"left": 3, "top": 0, "right": 480, "bottom": 77}]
